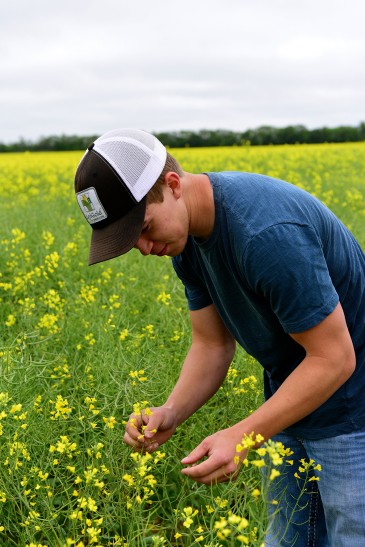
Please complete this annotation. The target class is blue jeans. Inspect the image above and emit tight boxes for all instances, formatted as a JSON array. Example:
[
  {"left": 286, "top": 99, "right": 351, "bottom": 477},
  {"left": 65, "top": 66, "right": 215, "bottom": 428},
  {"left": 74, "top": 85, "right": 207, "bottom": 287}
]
[{"left": 264, "top": 429, "right": 365, "bottom": 546}]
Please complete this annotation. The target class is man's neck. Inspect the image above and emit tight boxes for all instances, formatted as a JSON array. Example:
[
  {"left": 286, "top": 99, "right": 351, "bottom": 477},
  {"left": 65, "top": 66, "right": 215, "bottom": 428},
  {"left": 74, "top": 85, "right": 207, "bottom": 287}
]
[{"left": 183, "top": 173, "right": 215, "bottom": 240}]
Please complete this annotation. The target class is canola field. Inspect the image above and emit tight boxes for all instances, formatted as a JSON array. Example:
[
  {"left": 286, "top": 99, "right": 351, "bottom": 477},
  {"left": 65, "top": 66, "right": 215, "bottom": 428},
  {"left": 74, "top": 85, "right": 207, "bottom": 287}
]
[{"left": 0, "top": 142, "right": 365, "bottom": 546}]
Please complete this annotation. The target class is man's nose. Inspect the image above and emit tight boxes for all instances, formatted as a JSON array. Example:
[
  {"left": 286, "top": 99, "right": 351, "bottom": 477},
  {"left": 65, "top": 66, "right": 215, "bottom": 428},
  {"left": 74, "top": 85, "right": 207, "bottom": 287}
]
[{"left": 134, "top": 237, "right": 151, "bottom": 256}]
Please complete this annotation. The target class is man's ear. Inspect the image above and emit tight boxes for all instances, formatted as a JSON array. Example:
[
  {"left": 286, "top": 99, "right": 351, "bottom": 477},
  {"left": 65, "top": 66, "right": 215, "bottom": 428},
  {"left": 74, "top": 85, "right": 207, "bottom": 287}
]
[{"left": 164, "top": 171, "right": 182, "bottom": 197}]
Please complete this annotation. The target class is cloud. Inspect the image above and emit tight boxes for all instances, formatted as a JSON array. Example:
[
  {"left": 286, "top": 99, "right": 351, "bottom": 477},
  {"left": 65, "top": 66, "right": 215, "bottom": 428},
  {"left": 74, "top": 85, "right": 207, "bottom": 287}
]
[{"left": 1, "top": 0, "right": 364, "bottom": 142}]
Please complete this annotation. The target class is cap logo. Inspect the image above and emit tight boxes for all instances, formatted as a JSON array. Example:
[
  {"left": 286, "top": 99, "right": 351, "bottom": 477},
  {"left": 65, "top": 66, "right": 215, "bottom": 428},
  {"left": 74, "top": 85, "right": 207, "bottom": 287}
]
[{"left": 76, "top": 187, "right": 107, "bottom": 224}]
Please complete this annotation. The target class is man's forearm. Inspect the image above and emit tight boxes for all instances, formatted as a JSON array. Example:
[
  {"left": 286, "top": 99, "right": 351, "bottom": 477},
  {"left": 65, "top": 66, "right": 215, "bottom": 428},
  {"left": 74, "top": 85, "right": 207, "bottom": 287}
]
[
  {"left": 235, "top": 304, "right": 356, "bottom": 444},
  {"left": 232, "top": 352, "right": 354, "bottom": 444},
  {"left": 163, "top": 341, "right": 234, "bottom": 425}
]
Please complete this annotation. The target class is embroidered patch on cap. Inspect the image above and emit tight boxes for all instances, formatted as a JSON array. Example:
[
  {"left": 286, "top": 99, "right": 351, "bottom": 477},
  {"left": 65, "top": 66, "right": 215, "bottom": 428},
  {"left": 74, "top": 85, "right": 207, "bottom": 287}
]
[{"left": 76, "top": 187, "right": 107, "bottom": 224}]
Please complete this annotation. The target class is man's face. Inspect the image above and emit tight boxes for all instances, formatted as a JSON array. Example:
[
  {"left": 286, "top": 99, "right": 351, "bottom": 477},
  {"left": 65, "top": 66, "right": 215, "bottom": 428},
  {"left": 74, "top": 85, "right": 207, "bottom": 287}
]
[{"left": 134, "top": 184, "right": 189, "bottom": 257}]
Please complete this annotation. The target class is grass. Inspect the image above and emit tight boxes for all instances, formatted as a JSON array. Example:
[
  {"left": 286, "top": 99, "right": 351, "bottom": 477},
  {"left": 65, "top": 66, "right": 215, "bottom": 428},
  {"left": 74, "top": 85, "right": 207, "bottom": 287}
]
[{"left": 0, "top": 142, "right": 364, "bottom": 545}]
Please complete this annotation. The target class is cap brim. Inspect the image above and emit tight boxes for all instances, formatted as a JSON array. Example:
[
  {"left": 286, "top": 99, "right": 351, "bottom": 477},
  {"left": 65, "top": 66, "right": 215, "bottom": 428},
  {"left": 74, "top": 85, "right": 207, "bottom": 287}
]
[{"left": 88, "top": 197, "right": 146, "bottom": 265}]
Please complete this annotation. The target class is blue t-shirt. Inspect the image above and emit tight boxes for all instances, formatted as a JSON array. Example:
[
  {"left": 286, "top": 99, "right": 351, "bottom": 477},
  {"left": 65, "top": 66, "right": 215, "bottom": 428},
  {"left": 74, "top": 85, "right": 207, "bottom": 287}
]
[{"left": 172, "top": 172, "right": 365, "bottom": 439}]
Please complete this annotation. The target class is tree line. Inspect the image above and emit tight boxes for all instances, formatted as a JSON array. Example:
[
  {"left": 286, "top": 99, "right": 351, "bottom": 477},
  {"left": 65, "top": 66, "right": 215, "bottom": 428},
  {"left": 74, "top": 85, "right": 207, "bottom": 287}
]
[{"left": 1, "top": 122, "right": 364, "bottom": 152}]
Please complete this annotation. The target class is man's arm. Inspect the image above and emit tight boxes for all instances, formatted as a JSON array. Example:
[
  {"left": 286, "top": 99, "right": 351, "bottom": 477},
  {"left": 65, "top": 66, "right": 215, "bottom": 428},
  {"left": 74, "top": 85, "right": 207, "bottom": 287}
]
[
  {"left": 123, "top": 304, "right": 236, "bottom": 450},
  {"left": 246, "top": 301, "right": 356, "bottom": 438},
  {"left": 164, "top": 304, "right": 236, "bottom": 424},
  {"left": 181, "top": 302, "right": 356, "bottom": 483}
]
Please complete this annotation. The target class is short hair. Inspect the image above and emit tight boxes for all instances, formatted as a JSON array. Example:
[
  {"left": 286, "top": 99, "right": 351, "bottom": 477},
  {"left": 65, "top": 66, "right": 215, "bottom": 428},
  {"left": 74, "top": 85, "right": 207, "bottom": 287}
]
[{"left": 147, "top": 152, "right": 184, "bottom": 204}]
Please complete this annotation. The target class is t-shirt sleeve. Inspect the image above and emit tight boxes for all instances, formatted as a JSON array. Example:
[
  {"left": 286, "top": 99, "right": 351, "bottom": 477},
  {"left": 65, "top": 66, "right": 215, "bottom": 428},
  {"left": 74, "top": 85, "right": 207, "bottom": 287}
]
[
  {"left": 172, "top": 252, "right": 212, "bottom": 311},
  {"left": 243, "top": 223, "right": 339, "bottom": 333}
]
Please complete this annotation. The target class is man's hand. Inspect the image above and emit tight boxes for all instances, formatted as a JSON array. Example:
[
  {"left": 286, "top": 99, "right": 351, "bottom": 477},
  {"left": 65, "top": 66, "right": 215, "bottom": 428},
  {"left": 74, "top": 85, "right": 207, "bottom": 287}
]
[
  {"left": 123, "top": 406, "right": 178, "bottom": 452},
  {"left": 181, "top": 426, "right": 248, "bottom": 484}
]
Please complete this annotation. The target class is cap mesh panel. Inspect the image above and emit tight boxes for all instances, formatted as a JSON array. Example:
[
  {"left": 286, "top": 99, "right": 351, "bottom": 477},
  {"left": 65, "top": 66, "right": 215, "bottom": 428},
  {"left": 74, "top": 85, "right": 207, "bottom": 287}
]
[
  {"left": 99, "top": 128, "right": 156, "bottom": 150},
  {"left": 98, "top": 141, "right": 150, "bottom": 187}
]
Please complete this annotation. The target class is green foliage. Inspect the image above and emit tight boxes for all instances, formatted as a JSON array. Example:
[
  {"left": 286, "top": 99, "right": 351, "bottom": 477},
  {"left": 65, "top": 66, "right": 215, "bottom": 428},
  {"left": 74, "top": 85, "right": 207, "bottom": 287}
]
[
  {"left": 1, "top": 122, "right": 365, "bottom": 152},
  {"left": 0, "top": 143, "right": 364, "bottom": 545}
]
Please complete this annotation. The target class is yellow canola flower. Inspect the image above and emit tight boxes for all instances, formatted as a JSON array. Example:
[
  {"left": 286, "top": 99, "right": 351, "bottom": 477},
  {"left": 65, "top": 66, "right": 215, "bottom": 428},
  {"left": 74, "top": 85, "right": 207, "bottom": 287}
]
[
  {"left": 238, "top": 432, "right": 257, "bottom": 450},
  {"left": 314, "top": 464, "right": 322, "bottom": 471},
  {"left": 37, "top": 312, "right": 59, "bottom": 334},
  {"left": 103, "top": 416, "right": 117, "bottom": 428},
  {"left": 251, "top": 459, "right": 265, "bottom": 468},
  {"left": 87, "top": 497, "right": 98, "bottom": 512},
  {"left": 181, "top": 506, "right": 199, "bottom": 529},
  {"left": 183, "top": 517, "right": 194, "bottom": 528},
  {"left": 41, "top": 288, "right": 63, "bottom": 310},
  {"left": 79, "top": 284, "right": 99, "bottom": 304},
  {"left": 5, "top": 314, "right": 16, "bottom": 327},
  {"left": 49, "top": 395, "right": 72, "bottom": 420},
  {"left": 269, "top": 469, "right": 281, "bottom": 481},
  {"left": 123, "top": 474, "right": 135, "bottom": 486},
  {"left": 44, "top": 251, "right": 60, "bottom": 273},
  {"left": 11, "top": 227, "right": 26, "bottom": 240},
  {"left": 132, "top": 400, "right": 150, "bottom": 414},
  {"left": 10, "top": 404, "right": 22, "bottom": 413},
  {"left": 87, "top": 525, "right": 102, "bottom": 542},
  {"left": 84, "top": 467, "right": 98, "bottom": 483},
  {"left": 42, "top": 230, "right": 55, "bottom": 248},
  {"left": 129, "top": 369, "right": 148, "bottom": 383},
  {"left": 38, "top": 471, "right": 49, "bottom": 481},
  {"left": 119, "top": 328, "right": 129, "bottom": 341},
  {"left": 157, "top": 291, "right": 171, "bottom": 305},
  {"left": 49, "top": 436, "right": 77, "bottom": 455},
  {"left": 228, "top": 514, "right": 248, "bottom": 529},
  {"left": 0, "top": 393, "right": 10, "bottom": 405},
  {"left": 183, "top": 506, "right": 198, "bottom": 517}
]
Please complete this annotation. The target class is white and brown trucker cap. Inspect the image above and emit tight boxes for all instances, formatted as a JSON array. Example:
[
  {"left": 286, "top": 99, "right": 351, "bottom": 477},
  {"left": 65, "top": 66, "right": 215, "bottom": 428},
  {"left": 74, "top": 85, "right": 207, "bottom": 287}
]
[{"left": 74, "top": 128, "right": 167, "bottom": 265}]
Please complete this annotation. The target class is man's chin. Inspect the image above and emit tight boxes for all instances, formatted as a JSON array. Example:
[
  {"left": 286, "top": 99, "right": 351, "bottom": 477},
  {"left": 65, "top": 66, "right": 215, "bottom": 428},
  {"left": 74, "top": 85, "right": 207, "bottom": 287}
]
[{"left": 168, "top": 241, "right": 188, "bottom": 257}]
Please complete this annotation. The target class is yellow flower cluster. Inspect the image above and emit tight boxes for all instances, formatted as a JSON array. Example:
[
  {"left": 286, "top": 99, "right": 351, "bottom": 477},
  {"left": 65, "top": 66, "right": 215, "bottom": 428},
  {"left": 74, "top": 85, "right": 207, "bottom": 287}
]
[
  {"left": 173, "top": 497, "right": 265, "bottom": 545},
  {"left": 129, "top": 369, "right": 148, "bottom": 385},
  {"left": 235, "top": 434, "right": 295, "bottom": 484},
  {"left": 123, "top": 449, "right": 166, "bottom": 508},
  {"left": 49, "top": 395, "right": 73, "bottom": 420},
  {"left": 226, "top": 369, "right": 260, "bottom": 396},
  {"left": 50, "top": 435, "right": 77, "bottom": 456},
  {"left": 156, "top": 291, "right": 171, "bottom": 305},
  {"left": 294, "top": 458, "right": 322, "bottom": 482},
  {"left": 79, "top": 284, "right": 99, "bottom": 304}
]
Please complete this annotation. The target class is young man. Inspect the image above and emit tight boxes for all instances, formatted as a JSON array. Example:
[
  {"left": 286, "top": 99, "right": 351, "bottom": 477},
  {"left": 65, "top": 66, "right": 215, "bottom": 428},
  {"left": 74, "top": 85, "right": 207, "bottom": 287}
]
[{"left": 75, "top": 128, "right": 365, "bottom": 546}]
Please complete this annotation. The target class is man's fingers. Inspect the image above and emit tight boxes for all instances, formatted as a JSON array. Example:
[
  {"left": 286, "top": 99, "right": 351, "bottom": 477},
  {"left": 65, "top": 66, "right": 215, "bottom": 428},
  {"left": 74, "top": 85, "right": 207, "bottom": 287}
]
[
  {"left": 143, "top": 419, "right": 159, "bottom": 439},
  {"left": 127, "top": 414, "right": 143, "bottom": 429},
  {"left": 124, "top": 406, "right": 177, "bottom": 452},
  {"left": 181, "top": 458, "right": 235, "bottom": 484},
  {"left": 181, "top": 443, "right": 209, "bottom": 465},
  {"left": 182, "top": 454, "right": 220, "bottom": 478},
  {"left": 143, "top": 408, "right": 172, "bottom": 438},
  {"left": 124, "top": 410, "right": 161, "bottom": 447},
  {"left": 181, "top": 451, "right": 239, "bottom": 484},
  {"left": 125, "top": 415, "right": 143, "bottom": 440},
  {"left": 123, "top": 430, "right": 143, "bottom": 449},
  {"left": 123, "top": 430, "right": 159, "bottom": 452}
]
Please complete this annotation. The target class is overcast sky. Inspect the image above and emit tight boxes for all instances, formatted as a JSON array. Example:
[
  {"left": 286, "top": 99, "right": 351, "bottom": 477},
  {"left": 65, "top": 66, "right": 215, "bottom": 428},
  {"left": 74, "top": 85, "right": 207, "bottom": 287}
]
[{"left": 1, "top": 0, "right": 364, "bottom": 143}]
